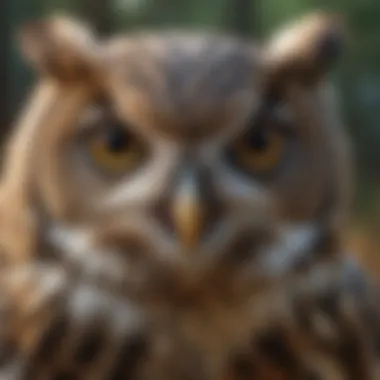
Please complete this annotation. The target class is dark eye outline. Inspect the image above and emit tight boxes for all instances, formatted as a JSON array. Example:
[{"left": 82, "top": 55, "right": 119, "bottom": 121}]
[
  {"left": 225, "top": 104, "right": 295, "bottom": 180},
  {"left": 76, "top": 111, "right": 149, "bottom": 179}
]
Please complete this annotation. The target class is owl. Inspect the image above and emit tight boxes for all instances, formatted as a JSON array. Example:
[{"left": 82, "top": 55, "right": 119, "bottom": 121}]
[{"left": 0, "top": 11, "right": 379, "bottom": 380}]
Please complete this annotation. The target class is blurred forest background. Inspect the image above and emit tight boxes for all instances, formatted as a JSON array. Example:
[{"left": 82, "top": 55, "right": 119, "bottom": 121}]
[{"left": 1, "top": 0, "right": 380, "bottom": 271}]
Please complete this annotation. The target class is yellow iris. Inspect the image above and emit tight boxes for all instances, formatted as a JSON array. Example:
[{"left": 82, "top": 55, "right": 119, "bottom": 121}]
[
  {"left": 233, "top": 129, "right": 285, "bottom": 174},
  {"left": 88, "top": 128, "right": 143, "bottom": 175}
]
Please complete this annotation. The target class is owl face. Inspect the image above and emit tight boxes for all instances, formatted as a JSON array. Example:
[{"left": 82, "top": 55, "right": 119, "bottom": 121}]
[{"left": 1, "top": 14, "right": 352, "bottom": 288}]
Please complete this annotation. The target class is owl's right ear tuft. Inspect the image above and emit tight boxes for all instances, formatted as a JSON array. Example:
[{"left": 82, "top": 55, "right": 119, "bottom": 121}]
[
  {"left": 18, "top": 15, "right": 100, "bottom": 81},
  {"left": 263, "top": 12, "right": 346, "bottom": 87}
]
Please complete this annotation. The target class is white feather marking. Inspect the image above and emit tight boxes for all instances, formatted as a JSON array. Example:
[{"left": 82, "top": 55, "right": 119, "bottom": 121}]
[
  {"left": 48, "top": 224, "right": 126, "bottom": 283},
  {"left": 256, "top": 223, "right": 318, "bottom": 277},
  {"left": 69, "top": 282, "right": 144, "bottom": 337}
]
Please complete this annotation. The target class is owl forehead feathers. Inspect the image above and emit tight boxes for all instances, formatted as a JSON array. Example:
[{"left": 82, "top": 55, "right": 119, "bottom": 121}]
[
  {"left": 100, "top": 32, "right": 261, "bottom": 139},
  {"left": 105, "top": 31, "right": 259, "bottom": 95}
]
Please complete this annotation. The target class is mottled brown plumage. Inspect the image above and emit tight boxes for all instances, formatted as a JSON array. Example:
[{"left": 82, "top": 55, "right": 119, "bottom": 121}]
[{"left": 0, "top": 11, "right": 378, "bottom": 380}]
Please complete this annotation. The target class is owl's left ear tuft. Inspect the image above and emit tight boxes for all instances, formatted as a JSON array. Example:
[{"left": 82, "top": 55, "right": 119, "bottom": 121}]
[
  {"left": 18, "top": 15, "right": 100, "bottom": 81},
  {"left": 263, "top": 12, "right": 346, "bottom": 86}
]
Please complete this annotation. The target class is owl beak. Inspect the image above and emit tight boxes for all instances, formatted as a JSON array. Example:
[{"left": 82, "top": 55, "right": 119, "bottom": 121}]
[{"left": 171, "top": 171, "right": 204, "bottom": 250}]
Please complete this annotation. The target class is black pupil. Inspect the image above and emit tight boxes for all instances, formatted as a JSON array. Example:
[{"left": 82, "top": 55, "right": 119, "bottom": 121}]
[
  {"left": 105, "top": 127, "right": 130, "bottom": 153},
  {"left": 245, "top": 128, "right": 270, "bottom": 152}
]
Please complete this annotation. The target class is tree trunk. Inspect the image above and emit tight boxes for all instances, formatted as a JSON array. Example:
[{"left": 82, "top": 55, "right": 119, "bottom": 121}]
[
  {"left": 225, "top": 0, "right": 257, "bottom": 37},
  {"left": 80, "top": 0, "right": 113, "bottom": 35},
  {"left": 7, "top": 0, "right": 41, "bottom": 127},
  {"left": 0, "top": 0, "right": 11, "bottom": 134}
]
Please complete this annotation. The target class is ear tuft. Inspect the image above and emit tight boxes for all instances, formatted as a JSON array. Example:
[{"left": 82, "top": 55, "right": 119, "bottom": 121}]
[
  {"left": 264, "top": 12, "right": 346, "bottom": 86},
  {"left": 315, "top": 25, "right": 344, "bottom": 67},
  {"left": 19, "top": 15, "right": 99, "bottom": 81}
]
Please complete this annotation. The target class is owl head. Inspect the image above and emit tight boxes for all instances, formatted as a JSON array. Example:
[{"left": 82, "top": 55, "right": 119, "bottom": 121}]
[{"left": 0, "top": 13, "right": 352, "bottom": 291}]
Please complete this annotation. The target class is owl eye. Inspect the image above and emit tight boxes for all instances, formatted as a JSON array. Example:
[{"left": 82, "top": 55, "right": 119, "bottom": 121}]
[
  {"left": 228, "top": 126, "right": 286, "bottom": 175},
  {"left": 87, "top": 122, "right": 144, "bottom": 175}
]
